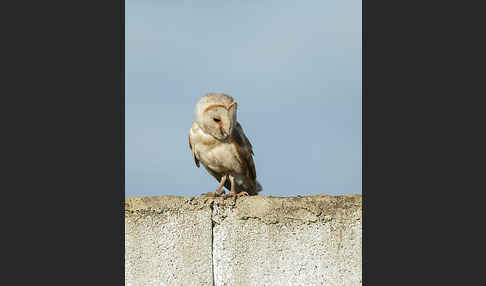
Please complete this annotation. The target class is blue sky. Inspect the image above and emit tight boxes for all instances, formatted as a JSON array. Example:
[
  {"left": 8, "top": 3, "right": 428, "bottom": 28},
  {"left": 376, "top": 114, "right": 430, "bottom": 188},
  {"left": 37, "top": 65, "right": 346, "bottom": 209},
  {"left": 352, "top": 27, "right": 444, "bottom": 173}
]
[{"left": 126, "top": 0, "right": 362, "bottom": 197}]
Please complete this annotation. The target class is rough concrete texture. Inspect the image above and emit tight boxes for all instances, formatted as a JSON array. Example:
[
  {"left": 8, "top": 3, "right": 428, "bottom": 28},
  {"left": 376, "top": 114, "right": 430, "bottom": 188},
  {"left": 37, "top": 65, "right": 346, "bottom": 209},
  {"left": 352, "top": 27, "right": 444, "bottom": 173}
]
[
  {"left": 125, "top": 196, "right": 214, "bottom": 286},
  {"left": 125, "top": 195, "right": 362, "bottom": 286}
]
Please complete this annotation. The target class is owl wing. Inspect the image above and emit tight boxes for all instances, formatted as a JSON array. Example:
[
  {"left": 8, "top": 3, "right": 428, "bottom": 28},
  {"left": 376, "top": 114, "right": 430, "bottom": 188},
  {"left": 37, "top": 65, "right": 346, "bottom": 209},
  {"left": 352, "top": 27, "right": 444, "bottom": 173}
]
[
  {"left": 188, "top": 131, "right": 200, "bottom": 168},
  {"left": 232, "top": 122, "right": 256, "bottom": 180}
]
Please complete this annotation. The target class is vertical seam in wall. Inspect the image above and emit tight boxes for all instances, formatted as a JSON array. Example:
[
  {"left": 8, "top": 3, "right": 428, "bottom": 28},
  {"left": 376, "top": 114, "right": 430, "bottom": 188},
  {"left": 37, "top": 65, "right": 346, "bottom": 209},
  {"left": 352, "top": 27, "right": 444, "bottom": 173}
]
[{"left": 210, "top": 202, "right": 215, "bottom": 286}]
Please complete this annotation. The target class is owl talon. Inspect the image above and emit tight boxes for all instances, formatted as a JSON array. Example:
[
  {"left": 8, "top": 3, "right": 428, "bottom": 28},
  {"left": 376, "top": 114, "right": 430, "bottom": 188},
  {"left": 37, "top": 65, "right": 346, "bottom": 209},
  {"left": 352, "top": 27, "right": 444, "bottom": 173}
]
[
  {"left": 201, "top": 192, "right": 224, "bottom": 197},
  {"left": 237, "top": 192, "right": 249, "bottom": 198},
  {"left": 222, "top": 191, "right": 248, "bottom": 200},
  {"left": 222, "top": 193, "right": 233, "bottom": 200}
]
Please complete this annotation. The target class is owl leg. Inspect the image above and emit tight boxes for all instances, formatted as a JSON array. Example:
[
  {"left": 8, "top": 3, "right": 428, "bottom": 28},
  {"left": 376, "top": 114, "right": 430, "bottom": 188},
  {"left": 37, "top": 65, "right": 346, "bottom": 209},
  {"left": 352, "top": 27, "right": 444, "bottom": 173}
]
[
  {"left": 222, "top": 175, "right": 250, "bottom": 199},
  {"left": 201, "top": 175, "right": 227, "bottom": 197},
  {"left": 222, "top": 175, "right": 236, "bottom": 200},
  {"left": 228, "top": 175, "right": 236, "bottom": 197},
  {"left": 215, "top": 175, "right": 227, "bottom": 195},
  {"left": 229, "top": 175, "right": 248, "bottom": 197}
]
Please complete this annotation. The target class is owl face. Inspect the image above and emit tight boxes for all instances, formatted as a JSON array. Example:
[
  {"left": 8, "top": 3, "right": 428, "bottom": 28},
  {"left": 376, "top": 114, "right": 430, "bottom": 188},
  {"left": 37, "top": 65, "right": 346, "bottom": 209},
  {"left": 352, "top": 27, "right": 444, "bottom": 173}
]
[{"left": 194, "top": 93, "right": 237, "bottom": 141}]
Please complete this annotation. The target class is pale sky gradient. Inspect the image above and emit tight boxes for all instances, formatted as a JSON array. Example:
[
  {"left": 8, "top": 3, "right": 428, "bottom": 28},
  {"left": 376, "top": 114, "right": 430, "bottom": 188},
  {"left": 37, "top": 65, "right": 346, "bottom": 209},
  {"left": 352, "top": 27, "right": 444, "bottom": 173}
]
[{"left": 126, "top": 0, "right": 362, "bottom": 197}]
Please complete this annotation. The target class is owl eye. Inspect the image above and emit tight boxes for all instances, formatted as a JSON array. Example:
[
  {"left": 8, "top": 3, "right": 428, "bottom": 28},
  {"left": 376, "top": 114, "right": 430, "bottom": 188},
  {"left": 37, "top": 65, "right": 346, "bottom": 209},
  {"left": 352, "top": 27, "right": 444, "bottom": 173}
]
[{"left": 213, "top": 118, "right": 221, "bottom": 122}]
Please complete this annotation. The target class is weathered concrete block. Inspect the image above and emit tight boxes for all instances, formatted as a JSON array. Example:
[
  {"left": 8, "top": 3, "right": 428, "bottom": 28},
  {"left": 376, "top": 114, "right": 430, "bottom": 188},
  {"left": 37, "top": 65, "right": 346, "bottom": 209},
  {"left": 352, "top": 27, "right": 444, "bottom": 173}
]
[
  {"left": 125, "top": 196, "right": 214, "bottom": 286},
  {"left": 212, "top": 195, "right": 362, "bottom": 286},
  {"left": 125, "top": 195, "right": 362, "bottom": 286}
]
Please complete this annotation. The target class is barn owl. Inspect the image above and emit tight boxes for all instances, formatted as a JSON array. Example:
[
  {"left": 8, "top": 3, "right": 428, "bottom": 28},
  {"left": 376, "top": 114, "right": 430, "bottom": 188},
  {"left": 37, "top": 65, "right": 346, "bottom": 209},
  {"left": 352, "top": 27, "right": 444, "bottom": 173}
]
[{"left": 188, "top": 93, "right": 262, "bottom": 198}]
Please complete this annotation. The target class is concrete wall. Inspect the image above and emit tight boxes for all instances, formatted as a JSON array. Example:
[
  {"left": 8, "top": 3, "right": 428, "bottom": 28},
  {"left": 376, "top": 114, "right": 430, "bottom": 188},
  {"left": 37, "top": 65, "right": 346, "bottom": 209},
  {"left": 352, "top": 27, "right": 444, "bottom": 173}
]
[{"left": 125, "top": 195, "right": 362, "bottom": 286}]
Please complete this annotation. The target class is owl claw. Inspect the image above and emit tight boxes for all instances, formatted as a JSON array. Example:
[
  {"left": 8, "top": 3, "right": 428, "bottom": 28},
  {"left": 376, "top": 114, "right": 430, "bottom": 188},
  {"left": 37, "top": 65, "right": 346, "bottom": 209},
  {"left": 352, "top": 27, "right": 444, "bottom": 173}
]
[
  {"left": 201, "top": 191, "right": 224, "bottom": 198},
  {"left": 222, "top": 193, "right": 233, "bottom": 200},
  {"left": 222, "top": 191, "right": 249, "bottom": 200},
  {"left": 237, "top": 192, "right": 249, "bottom": 198}
]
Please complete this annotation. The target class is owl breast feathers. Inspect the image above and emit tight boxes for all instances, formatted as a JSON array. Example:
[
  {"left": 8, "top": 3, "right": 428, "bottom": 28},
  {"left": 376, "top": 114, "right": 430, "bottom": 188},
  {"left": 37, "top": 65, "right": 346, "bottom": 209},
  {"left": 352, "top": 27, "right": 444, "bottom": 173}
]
[{"left": 189, "top": 93, "right": 262, "bottom": 197}]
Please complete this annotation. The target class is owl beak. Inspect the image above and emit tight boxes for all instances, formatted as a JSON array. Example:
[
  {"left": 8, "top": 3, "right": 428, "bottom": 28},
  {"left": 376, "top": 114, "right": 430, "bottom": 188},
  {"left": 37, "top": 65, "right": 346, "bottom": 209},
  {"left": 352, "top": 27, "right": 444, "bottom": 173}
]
[{"left": 219, "top": 123, "right": 231, "bottom": 138}]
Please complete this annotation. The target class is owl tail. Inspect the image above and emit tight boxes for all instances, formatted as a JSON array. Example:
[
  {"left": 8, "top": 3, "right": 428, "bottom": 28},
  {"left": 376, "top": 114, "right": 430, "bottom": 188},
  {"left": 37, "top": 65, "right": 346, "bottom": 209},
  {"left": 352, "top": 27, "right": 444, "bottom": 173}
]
[{"left": 254, "top": 180, "right": 262, "bottom": 194}]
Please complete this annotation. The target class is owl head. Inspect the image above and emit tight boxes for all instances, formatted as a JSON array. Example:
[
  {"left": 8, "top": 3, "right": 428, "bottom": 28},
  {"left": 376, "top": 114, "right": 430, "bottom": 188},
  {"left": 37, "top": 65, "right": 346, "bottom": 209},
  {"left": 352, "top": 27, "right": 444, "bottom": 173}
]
[{"left": 194, "top": 93, "right": 238, "bottom": 140}]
